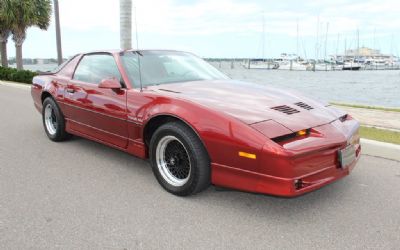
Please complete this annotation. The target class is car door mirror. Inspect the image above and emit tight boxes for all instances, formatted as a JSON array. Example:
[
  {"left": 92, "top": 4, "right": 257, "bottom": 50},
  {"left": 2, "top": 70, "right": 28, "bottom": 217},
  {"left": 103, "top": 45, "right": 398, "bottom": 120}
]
[{"left": 99, "top": 77, "right": 121, "bottom": 89}]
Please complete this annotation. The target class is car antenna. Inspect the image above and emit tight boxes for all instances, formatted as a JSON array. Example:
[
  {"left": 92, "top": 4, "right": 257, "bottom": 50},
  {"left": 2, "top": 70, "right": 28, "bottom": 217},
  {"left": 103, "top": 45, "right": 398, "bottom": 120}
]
[{"left": 134, "top": 6, "right": 143, "bottom": 92}]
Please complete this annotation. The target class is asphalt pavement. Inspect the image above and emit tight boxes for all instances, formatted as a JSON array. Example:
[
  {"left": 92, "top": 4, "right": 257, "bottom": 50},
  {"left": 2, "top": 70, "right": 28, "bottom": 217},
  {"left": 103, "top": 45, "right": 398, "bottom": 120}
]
[{"left": 0, "top": 84, "right": 399, "bottom": 249}]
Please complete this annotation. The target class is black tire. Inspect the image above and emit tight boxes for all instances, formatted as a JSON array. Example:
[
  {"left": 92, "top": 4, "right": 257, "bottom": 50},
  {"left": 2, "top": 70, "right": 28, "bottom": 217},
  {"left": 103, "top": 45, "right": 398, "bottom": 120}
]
[
  {"left": 42, "top": 97, "right": 71, "bottom": 142},
  {"left": 149, "top": 122, "right": 211, "bottom": 196}
]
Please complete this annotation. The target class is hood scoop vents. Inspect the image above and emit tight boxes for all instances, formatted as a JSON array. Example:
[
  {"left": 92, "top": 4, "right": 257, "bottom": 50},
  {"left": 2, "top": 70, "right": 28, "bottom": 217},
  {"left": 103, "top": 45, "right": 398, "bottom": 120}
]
[
  {"left": 270, "top": 105, "right": 300, "bottom": 115},
  {"left": 294, "top": 102, "right": 314, "bottom": 110}
]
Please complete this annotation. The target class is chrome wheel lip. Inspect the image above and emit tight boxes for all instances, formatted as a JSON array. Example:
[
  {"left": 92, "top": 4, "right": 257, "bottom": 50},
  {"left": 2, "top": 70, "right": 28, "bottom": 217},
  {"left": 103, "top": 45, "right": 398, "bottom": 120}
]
[
  {"left": 44, "top": 104, "right": 57, "bottom": 136},
  {"left": 156, "top": 135, "right": 191, "bottom": 187}
]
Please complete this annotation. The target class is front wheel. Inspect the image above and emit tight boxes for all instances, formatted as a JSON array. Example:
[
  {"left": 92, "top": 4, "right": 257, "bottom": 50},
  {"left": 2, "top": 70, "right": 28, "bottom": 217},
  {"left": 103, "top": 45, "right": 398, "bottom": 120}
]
[
  {"left": 149, "top": 122, "right": 211, "bottom": 196},
  {"left": 42, "top": 97, "right": 71, "bottom": 142}
]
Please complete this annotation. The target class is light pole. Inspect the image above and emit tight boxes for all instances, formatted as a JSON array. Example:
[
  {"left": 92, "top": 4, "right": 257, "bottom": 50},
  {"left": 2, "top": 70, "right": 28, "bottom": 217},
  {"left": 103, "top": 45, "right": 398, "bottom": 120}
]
[
  {"left": 120, "top": 0, "right": 132, "bottom": 50},
  {"left": 54, "top": 0, "right": 63, "bottom": 65}
]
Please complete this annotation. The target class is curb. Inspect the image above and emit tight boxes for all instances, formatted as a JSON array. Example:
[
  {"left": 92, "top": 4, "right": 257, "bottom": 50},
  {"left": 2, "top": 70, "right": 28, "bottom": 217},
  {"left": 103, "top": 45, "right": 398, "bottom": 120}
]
[
  {"left": 0, "top": 80, "right": 31, "bottom": 89},
  {"left": 361, "top": 125, "right": 400, "bottom": 133},
  {"left": 361, "top": 138, "right": 400, "bottom": 162}
]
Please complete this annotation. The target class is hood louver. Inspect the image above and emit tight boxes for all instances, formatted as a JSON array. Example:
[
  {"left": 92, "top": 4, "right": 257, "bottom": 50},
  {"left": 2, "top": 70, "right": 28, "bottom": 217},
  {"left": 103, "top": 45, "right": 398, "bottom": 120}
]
[
  {"left": 270, "top": 105, "right": 300, "bottom": 115},
  {"left": 294, "top": 102, "right": 314, "bottom": 110}
]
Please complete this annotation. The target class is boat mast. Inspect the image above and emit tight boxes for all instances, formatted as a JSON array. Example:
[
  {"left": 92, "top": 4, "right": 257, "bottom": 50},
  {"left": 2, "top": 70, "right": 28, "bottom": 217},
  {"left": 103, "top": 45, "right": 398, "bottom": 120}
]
[
  {"left": 296, "top": 18, "right": 299, "bottom": 57},
  {"left": 373, "top": 28, "right": 376, "bottom": 49},
  {"left": 390, "top": 34, "right": 394, "bottom": 57},
  {"left": 324, "top": 22, "right": 329, "bottom": 60},
  {"left": 262, "top": 12, "right": 265, "bottom": 60},
  {"left": 336, "top": 33, "right": 340, "bottom": 59},
  {"left": 315, "top": 16, "right": 320, "bottom": 60},
  {"left": 356, "top": 29, "right": 360, "bottom": 59}
]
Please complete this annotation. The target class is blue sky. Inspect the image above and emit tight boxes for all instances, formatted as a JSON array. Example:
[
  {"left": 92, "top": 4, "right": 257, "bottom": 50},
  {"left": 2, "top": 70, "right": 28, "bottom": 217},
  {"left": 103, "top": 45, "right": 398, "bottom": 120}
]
[{"left": 7, "top": 0, "right": 400, "bottom": 59}]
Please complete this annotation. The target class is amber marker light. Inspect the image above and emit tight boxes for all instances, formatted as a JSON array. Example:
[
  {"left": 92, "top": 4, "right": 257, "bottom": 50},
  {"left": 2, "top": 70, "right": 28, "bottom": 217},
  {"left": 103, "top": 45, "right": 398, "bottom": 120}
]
[
  {"left": 297, "top": 130, "right": 307, "bottom": 136},
  {"left": 238, "top": 151, "right": 257, "bottom": 159}
]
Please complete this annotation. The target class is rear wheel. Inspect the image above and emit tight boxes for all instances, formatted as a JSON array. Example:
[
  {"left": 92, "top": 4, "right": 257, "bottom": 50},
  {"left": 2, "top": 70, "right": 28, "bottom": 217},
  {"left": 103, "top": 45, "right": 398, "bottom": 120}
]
[
  {"left": 149, "top": 122, "right": 210, "bottom": 196},
  {"left": 42, "top": 97, "right": 71, "bottom": 141}
]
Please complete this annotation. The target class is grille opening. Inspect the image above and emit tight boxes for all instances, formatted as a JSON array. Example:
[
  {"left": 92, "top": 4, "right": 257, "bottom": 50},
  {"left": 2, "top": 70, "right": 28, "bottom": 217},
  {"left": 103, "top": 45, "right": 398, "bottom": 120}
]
[
  {"left": 271, "top": 129, "right": 311, "bottom": 143},
  {"left": 270, "top": 105, "right": 300, "bottom": 115},
  {"left": 294, "top": 102, "right": 314, "bottom": 110}
]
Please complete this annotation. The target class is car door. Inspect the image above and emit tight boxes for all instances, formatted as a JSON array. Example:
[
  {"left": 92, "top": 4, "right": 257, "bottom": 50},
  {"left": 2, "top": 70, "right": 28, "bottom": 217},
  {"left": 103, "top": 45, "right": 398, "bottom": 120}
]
[{"left": 63, "top": 53, "right": 128, "bottom": 148}]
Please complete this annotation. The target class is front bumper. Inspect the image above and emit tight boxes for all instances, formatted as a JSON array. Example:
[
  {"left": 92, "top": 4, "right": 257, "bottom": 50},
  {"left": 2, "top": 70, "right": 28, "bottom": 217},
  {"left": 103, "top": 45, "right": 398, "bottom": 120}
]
[
  {"left": 212, "top": 118, "right": 361, "bottom": 197},
  {"left": 212, "top": 143, "right": 360, "bottom": 197},
  {"left": 256, "top": 143, "right": 361, "bottom": 197}
]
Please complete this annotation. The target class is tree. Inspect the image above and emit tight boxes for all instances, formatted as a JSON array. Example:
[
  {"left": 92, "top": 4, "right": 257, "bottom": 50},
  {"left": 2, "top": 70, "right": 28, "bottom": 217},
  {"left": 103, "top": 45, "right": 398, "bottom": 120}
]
[
  {"left": 0, "top": 0, "right": 52, "bottom": 69},
  {"left": 0, "top": 1, "right": 12, "bottom": 67},
  {"left": 0, "top": 24, "right": 11, "bottom": 68},
  {"left": 120, "top": 0, "right": 132, "bottom": 50},
  {"left": 53, "top": 0, "right": 62, "bottom": 65}
]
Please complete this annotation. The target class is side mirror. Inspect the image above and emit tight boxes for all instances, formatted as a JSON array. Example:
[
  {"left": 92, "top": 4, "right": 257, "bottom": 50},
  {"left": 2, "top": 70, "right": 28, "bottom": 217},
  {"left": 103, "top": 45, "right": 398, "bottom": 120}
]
[{"left": 99, "top": 77, "right": 121, "bottom": 89}]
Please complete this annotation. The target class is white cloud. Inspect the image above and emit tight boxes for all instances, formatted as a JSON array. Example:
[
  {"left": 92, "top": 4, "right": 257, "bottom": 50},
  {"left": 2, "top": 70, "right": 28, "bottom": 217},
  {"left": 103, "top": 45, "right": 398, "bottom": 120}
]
[
  {"left": 57, "top": 0, "right": 400, "bottom": 38},
  {"left": 135, "top": 0, "right": 260, "bottom": 35},
  {"left": 16, "top": 0, "right": 400, "bottom": 58},
  {"left": 58, "top": 0, "right": 259, "bottom": 35},
  {"left": 59, "top": 0, "right": 119, "bottom": 31}
]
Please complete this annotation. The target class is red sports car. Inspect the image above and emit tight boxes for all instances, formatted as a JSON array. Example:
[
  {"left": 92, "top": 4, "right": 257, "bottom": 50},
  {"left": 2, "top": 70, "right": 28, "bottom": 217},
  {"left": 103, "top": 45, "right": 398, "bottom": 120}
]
[{"left": 31, "top": 50, "right": 361, "bottom": 197}]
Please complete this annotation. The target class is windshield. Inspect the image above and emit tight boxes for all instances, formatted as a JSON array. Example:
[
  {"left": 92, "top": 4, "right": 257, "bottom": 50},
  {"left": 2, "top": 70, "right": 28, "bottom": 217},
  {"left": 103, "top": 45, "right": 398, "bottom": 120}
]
[
  {"left": 121, "top": 50, "right": 229, "bottom": 87},
  {"left": 48, "top": 55, "right": 78, "bottom": 73}
]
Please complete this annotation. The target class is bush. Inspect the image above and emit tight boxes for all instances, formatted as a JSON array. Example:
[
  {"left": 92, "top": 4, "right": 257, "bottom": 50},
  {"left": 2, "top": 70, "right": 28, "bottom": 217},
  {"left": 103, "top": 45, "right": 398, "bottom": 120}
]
[{"left": 0, "top": 66, "right": 37, "bottom": 84}]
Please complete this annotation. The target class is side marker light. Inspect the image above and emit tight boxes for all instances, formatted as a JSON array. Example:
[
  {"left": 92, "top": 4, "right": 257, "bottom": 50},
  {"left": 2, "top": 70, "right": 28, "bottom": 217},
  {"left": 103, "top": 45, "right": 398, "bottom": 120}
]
[{"left": 238, "top": 151, "right": 256, "bottom": 159}]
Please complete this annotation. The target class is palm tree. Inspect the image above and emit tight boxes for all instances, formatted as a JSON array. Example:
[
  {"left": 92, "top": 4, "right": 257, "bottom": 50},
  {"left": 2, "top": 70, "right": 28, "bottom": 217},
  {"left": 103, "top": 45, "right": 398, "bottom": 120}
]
[
  {"left": 120, "top": 0, "right": 132, "bottom": 50},
  {"left": 53, "top": 0, "right": 62, "bottom": 65},
  {"left": 1, "top": 0, "right": 52, "bottom": 69},
  {"left": 0, "top": 25, "right": 11, "bottom": 68},
  {"left": 0, "top": 1, "right": 12, "bottom": 67}
]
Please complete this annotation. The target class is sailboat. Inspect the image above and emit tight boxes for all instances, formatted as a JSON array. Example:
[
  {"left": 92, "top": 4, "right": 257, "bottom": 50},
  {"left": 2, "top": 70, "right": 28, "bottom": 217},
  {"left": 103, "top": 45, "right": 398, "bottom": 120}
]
[
  {"left": 244, "top": 12, "right": 279, "bottom": 70},
  {"left": 275, "top": 21, "right": 309, "bottom": 71},
  {"left": 275, "top": 53, "right": 309, "bottom": 71},
  {"left": 342, "top": 60, "right": 361, "bottom": 70}
]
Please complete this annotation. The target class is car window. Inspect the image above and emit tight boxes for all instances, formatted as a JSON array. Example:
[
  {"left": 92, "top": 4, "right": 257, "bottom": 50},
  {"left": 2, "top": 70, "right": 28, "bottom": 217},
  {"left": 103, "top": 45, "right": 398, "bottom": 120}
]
[
  {"left": 121, "top": 51, "right": 228, "bottom": 87},
  {"left": 73, "top": 54, "right": 122, "bottom": 84}
]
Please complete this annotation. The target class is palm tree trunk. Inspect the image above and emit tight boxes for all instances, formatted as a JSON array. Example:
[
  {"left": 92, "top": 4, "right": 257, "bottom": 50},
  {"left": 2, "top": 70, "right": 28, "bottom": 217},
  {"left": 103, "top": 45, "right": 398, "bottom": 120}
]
[
  {"left": 1, "top": 40, "right": 8, "bottom": 67},
  {"left": 0, "top": 31, "right": 10, "bottom": 67},
  {"left": 54, "top": 0, "right": 63, "bottom": 65},
  {"left": 15, "top": 44, "right": 23, "bottom": 70},
  {"left": 12, "top": 31, "right": 26, "bottom": 70},
  {"left": 120, "top": 0, "right": 132, "bottom": 50}
]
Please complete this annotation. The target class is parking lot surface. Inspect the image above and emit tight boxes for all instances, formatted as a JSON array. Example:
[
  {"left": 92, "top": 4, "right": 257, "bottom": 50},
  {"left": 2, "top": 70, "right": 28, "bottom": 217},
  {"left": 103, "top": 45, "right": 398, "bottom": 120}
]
[{"left": 0, "top": 84, "right": 399, "bottom": 249}]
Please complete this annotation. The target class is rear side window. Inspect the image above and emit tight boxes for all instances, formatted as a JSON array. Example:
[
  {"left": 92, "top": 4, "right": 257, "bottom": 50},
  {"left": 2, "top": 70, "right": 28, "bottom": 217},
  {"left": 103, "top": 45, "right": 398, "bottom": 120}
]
[{"left": 73, "top": 54, "right": 122, "bottom": 84}]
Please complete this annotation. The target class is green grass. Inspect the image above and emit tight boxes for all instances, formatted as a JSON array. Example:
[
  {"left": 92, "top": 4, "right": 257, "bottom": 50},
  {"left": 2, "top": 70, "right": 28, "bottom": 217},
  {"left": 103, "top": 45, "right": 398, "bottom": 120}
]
[
  {"left": 331, "top": 102, "right": 400, "bottom": 112},
  {"left": 359, "top": 126, "right": 400, "bottom": 145}
]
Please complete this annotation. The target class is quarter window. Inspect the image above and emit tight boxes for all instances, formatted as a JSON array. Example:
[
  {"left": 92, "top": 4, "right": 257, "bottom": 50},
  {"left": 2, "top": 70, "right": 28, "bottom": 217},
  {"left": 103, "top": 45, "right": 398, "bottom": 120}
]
[{"left": 73, "top": 54, "right": 122, "bottom": 84}]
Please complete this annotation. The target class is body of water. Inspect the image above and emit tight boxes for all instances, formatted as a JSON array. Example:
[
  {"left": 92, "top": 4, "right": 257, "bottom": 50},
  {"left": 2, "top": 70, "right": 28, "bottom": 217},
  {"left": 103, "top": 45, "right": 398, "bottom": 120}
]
[
  {"left": 24, "top": 62, "right": 400, "bottom": 108},
  {"left": 20, "top": 64, "right": 59, "bottom": 72},
  {"left": 213, "top": 62, "right": 400, "bottom": 108}
]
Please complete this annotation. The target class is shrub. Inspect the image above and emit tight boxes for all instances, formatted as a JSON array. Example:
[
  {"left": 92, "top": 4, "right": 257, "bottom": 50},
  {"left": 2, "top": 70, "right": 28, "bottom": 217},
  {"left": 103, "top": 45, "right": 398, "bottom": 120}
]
[{"left": 0, "top": 66, "right": 37, "bottom": 84}]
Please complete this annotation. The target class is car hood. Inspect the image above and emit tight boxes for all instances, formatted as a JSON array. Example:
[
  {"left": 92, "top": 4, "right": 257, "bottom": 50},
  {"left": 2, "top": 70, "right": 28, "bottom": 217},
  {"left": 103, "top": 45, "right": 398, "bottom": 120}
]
[{"left": 147, "top": 80, "right": 346, "bottom": 132}]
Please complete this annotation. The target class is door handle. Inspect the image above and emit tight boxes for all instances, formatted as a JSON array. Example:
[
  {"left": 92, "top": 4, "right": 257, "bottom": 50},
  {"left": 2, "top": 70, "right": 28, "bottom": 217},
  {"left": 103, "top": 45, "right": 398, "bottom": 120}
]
[{"left": 66, "top": 88, "right": 75, "bottom": 93}]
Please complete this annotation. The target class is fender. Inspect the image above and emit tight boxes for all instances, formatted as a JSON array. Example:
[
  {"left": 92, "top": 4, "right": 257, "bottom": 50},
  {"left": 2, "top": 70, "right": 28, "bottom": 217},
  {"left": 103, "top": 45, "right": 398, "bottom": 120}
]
[
  {"left": 31, "top": 75, "right": 58, "bottom": 112},
  {"left": 136, "top": 94, "right": 268, "bottom": 173}
]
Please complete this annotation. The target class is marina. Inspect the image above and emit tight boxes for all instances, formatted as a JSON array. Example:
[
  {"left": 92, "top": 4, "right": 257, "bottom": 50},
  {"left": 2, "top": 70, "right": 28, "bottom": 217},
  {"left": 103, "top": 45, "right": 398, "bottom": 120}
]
[
  {"left": 232, "top": 47, "right": 400, "bottom": 71},
  {"left": 210, "top": 61, "right": 400, "bottom": 108}
]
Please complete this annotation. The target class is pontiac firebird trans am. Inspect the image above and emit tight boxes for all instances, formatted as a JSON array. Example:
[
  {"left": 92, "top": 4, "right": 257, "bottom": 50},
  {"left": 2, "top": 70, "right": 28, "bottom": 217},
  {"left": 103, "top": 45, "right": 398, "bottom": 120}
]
[{"left": 31, "top": 50, "right": 361, "bottom": 197}]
